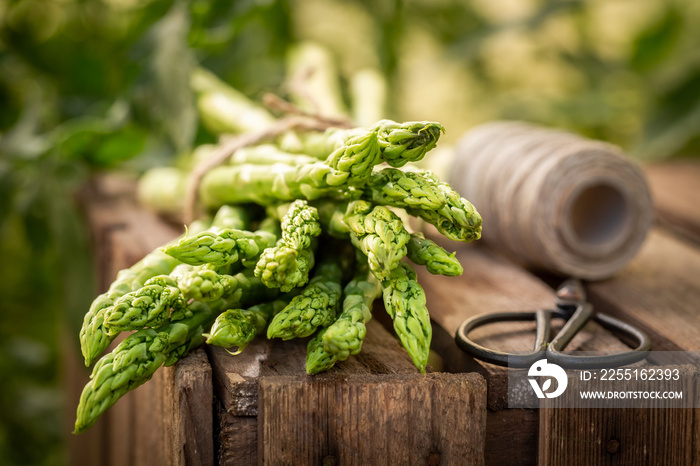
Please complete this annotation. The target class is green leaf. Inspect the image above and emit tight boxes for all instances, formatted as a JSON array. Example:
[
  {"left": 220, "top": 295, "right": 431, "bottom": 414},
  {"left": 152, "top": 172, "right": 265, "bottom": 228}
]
[
  {"left": 146, "top": 1, "right": 197, "bottom": 152},
  {"left": 629, "top": 7, "right": 682, "bottom": 73},
  {"left": 636, "top": 69, "right": 700, "bottom": 159},
  {"left": 92, "top": 125, "right": 148, "bottom": 167}
]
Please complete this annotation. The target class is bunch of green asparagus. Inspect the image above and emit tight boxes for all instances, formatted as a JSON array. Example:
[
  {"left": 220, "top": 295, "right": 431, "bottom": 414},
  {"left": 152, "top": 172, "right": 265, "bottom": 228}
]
[{"left": 74, "top": 68, "right": 481, "bottom": 434}]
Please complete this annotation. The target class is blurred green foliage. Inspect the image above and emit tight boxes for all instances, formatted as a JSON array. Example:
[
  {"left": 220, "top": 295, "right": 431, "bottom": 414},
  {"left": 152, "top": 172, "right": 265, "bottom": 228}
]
[{"left": 0, "top": 0, "right": 698, "bottom": 464}]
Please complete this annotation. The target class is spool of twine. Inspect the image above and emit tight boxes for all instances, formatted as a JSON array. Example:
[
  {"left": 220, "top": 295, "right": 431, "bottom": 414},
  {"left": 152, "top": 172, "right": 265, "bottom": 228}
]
[{"left": 451, "top": 121, "right": 653, "bottom": 280}]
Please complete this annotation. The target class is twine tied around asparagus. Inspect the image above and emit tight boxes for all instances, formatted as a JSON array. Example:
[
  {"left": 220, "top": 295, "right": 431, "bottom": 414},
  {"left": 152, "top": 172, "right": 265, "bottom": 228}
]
[{"left": 184, "top": 94, "right": 353, "bottom": 224}]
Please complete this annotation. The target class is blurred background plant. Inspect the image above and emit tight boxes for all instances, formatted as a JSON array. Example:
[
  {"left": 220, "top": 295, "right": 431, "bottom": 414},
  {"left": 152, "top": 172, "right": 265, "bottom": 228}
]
[{"left": 0, "top": 0, "right": 698, "bottom": 464}]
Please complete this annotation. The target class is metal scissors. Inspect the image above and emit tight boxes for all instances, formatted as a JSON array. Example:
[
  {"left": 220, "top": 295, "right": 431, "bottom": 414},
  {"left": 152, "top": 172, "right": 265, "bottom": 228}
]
[{"left": 454, "top": 279, "right": 651, "bottom": 369}]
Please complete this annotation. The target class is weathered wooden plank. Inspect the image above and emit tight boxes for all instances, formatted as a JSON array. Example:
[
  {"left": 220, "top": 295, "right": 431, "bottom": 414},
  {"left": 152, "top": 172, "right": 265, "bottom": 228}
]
[
  {"left": 208, "top": 318, "right": 420, "bottom": 417},
  {"left": 64, "top": 331, "right": 107, "bottom": 466},
  {"left": 538, "top": 228, "right": 700, "bottom": 465},
  {"left": 485, "top": 409, "right": 538, "bottom": 466},
  {"left": 538, "top": 366, "right": 699, "bottom": 466},
  {"left": 169, "top": 348, "right": 214, "bottom": 466},
  {"left": 210, "top": 318, "right": 482, "bottom": 464},
  {"left": 132, "top": 359, "right": 168, "bottom": 466},
  {"left": 73, "top": 175, "right": 213, "bottom": 466},
  {"left": 587, "top": 229, "right": 700, "bottom": 353},
  {"left": 217, "top": 409, "right": 257, "bottom": 466},
  {"left": 416, "top": 237, "right": 631, "bottom": 410},
  {"left": 258, "top": 372, "right": 487, "bottom": 466},
  {"left": 645, "top": 160, "right": 700, "bottom": 245}
]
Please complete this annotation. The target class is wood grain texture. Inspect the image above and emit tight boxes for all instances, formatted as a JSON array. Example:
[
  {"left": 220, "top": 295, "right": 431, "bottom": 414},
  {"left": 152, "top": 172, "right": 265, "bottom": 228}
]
[
  {"left": 208, "top": 318, "right": 420, "bottom": 417},
  {"left": 485, "top": 409, "right": 538, "bottom": 466},
  {"left": 416, "top": 237, "right": 631, "bottom": 410},
  {"left": 217, "top": 410, "right": 257, "bottom": 466},
  {"left": 259, "top": 372, "right": 487, "bottom": 466},
  {"left": 211, "top": 319, "right": 487, "bottom": 465},
  {"left": 170, "top": 348, "right": 214, "bottom": 466},
  {"left": 539, "top": 367, "right": 699, "bottom": 466},
  {"left": 72, "top": 176, "right": 213, "bottom": 466},
  {"left": 587, "top": 229, "right": 700, "bottom": 353},
  {"left": 645, "top": 160, "right": 700, "bottom": 245}
]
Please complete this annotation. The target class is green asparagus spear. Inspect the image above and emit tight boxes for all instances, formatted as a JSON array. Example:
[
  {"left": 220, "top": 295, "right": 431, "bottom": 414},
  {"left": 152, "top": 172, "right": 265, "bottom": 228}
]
[
  {"left": 405, "top": 182, "right": 482, "bottom": 242},
  {"left": 198, "top": 130, "right": 380, "bottom": 208},
  {"left": 254, "top": 200, "right": 320, "bottom": 291},
  {"left": 267, "top": 255, "right": 343, "bottom": 340},
  {"left": 75, "top": 302, "right": 214, "bottom": 434},
  {"left": 103, "top": 276, "right": 185, "bottom": 335},
  {"left": 375, "top": 120, "right": 445, "bottom": 167},
  {"left": 343, "top": 200, "right": 411, "bottom": 281},
  {"left": 291, "top": 120, "right": 444, "bottom": 165},
  {"left": 231, "top": 144, "right": 318, "bottom": 166},
  {"left": 254, "top": 246, "right": 315, "bottom": 292},
  {"left": 350, "top": 68, "right": 387, "bottom": 128},
  {"left": 286, "top": 127, "right": 365, "bottom": 159},
  {"left": 75, "top": 268, "right": 279, "bottom": 433},
  {"left": 137, "top": 167, "right": 187, "bottom": 220},
  {"left": 363, "top": 168, "right": 445, "bottom": 210},
  {"left": 406, "top": 233, "right": 463, "bottom": 277},
  {"left": 204, "top": 299, "right": 288, "bottom": 352},
  {"left": 321, "top": 267, "right": 382, "bottom": 361},
  {"left": 286, "top": 41, "right": 348, "bottom": 118},
  {"left": 210, "top": 205, "right": 252, "bottom": 231},
  {"left": 305, "top": 328, "right": 338, "bottom": 375},
  {"left": 381, "top": 262, "right": 431, "bottom": 373},
  {"left": 191, "top": 67, "right": 275, "bottom": 134},
  {"left": 163, "top": 215, "right": 278, "bottom": 268},
  {"left": 162, "top": 228, "right": 277, "bottom": 268},
  {"left": 279, "top": 200, "right": 322, "bottom": 250},
  {"left": 171, "top": 266, "right": 239, "bottom": 301},
  {"left": 79, "top": 218, "right": 211, "bottom": 367}
]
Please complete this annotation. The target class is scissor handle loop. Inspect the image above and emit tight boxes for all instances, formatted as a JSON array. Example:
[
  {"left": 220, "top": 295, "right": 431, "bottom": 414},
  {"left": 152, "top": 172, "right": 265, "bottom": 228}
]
[{"left": 455, "top": 305, "right": 651, "bottom": 369}]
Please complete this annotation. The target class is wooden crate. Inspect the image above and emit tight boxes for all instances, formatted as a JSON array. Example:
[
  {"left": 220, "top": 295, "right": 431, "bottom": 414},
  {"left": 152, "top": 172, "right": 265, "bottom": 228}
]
[
  {"left": 67, "top": 160, "right": 700, "bottom": 465},
  {"left": 67, "top": 176, "right": 487, "bottom": 466}
]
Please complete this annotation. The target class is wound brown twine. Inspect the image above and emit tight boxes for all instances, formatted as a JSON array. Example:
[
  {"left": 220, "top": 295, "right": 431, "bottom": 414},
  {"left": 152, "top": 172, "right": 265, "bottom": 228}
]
[{"left": 451, "top": 121, "right": 653, "bottom": 280}]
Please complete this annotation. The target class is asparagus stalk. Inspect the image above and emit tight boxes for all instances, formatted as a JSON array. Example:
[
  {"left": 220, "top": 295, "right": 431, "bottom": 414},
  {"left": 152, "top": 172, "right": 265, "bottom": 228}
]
[
  {"left": 255, "top": 200, "right": 321, "bottom": 292},
  {"left": 170, "top": 266, "right": 239, "bottom": 302},
  {"left": 103, "top": 275, "right": 185, "bottom": 335},
  {"left": 286, "top": 41, "right": 348, "bottom": 118},
  {"left": 198, "top": 129, "right": 379, "bottom": 207},
  {"left": 162, "top": 216, "right": 278, "bottom": 268},
  {"left": 305, "top": 327, "right": 338, "bottom": 375},
  {"left": 75, "top": 267, "right": 279, "bottom": 433},
  {"left": 79, "top": 218, "right": 210, "bottom": 367},
  {"left": 198, "top": 121, "right": 445, "bottom": 209},
  {"left": 381, "top": 262, "right": 432, "bottom": 373},
  {"left": 350, "top": 68, "right": 387, "bottom": 128},
  {"left": 343, "top": 200, "right": 411, "bottom": 282},
  {"left": 162, "top": 228, "right": 277, "bottom": 268},
  {"left": 191, "top": 67, "right": 275, "bottom": 134},
  {"left": 375, "top": 120, "right": 444, "bottom": 168},
  {"left": 363, "top": 168, "right": 445, "bottom": 210},
  {"left": 231, "top": 144, "right": 318, "bottom": 166},
  {"left": 267, "top": 255, "right": 343, "bottom": 340},
  {"left": 75, "top": 301, "right": 214, "bottom": 433},
  {"left": 204, "top": 299, "right": 288, "bottom": 352},
  {"left": 406, "top": 233, "right": 463, "bottom": 277},
  {"left": 405, "top": 182, "right": 482, "bottom": 243},
  {"left": 321, "top": 267, "right": 382, "bottom": 361}
]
